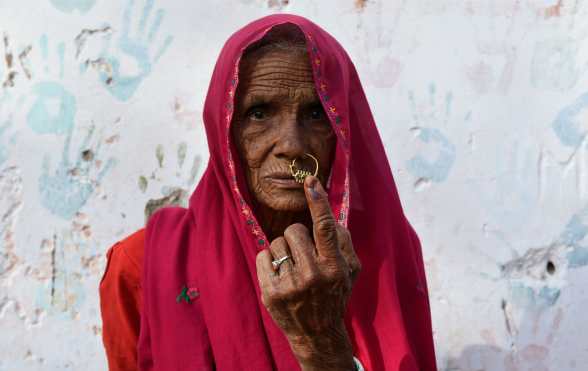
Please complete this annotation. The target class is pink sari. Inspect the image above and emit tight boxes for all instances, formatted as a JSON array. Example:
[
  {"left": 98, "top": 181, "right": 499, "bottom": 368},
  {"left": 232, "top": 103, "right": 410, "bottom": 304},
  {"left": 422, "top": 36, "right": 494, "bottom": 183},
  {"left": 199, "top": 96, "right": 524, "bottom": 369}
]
[{"left": 138, "top": 14, "right": 437, "bottom": 371}]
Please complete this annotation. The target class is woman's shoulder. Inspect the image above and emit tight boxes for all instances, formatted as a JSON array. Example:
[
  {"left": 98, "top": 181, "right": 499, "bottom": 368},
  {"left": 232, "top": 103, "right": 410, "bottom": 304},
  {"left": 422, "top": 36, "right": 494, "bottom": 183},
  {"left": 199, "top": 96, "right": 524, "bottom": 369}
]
[
  {"left": 117, "top": 228, "right": 146, "bottom": 269},
  {"left": 101, "top": 229, "right": 146, "bottom": 285}
]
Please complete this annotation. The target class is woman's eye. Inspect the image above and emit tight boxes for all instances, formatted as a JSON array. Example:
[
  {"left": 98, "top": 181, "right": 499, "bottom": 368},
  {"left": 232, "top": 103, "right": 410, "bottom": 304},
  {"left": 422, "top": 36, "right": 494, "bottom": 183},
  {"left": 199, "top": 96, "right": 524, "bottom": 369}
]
[
  {"left": 309, "top": 106, "right": 324, "bottom": 120},
  {"left": 247, "top": 107, "right": 268, "bottom": 121}
]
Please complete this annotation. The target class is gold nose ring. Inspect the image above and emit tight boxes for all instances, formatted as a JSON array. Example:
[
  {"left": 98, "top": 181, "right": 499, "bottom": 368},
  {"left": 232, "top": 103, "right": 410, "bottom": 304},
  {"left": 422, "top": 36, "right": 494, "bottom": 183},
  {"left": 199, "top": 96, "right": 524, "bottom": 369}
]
[{"left": 289, "top": 153, "right": 319, "bottom": 183}]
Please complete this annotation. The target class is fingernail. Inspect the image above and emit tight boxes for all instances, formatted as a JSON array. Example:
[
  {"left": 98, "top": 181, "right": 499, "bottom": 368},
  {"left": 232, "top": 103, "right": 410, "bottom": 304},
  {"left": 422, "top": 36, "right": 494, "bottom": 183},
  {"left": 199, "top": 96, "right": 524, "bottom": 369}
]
[
  {"left": 309, "top": 185, "right": 321, "bottom": 200},
  {"left": 307, "top": 177, "right": 323, "bottom": 200}
]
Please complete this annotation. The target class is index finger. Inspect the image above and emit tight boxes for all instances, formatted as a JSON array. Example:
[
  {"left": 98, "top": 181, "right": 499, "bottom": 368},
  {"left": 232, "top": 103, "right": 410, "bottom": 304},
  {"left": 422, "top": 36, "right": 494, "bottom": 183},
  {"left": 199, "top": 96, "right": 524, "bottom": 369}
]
[{"left": 304, "top": 175, "right": 338, "bottom": 257}]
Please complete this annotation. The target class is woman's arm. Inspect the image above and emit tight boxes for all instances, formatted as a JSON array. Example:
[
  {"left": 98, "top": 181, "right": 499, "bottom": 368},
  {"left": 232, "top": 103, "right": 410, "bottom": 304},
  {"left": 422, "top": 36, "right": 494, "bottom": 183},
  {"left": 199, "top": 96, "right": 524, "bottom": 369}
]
[
  {"left": 99, "top": 230, "right": 145, "bottom": 371},
  {"left": 256, "top": 177, "right": 361, "bottom": 371}
]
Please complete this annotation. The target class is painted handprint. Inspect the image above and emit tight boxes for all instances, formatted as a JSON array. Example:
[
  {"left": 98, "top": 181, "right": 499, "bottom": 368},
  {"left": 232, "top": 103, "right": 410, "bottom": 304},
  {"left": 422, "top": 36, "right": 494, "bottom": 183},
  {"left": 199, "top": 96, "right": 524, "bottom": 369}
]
[
  {"left": 449, "top": 307, "right": 564, "bottom": 371},
  {"left": 39, "top": 125, "right": 116, "bottom": 219},
  {"left": 530, "top": 1, "right": 588, "bottom": 92},
  {"left": 405, "top": 83, "right": 467, "bottom": 186},
  {"left": 561, "top": 206, "right": 588, "bottom": 269},
  {"left": 83, "top": 0, "right": 173, "bottom": 101},
  {"left": 503, "top": 308, "right": 563, "bottom": 371},
  {"left": 531, "top": 38, "right": 588, "bottom": 92},
  {"left": 26, "top": 34, "right": 76, "bottom": 135},
  {"left": 138, "top": 141, "right": 201, "bottom": 221},
  {"left": 49, "top": 0, "right": 97, "bottom": 14},
  {"left": 552, "top": 91, "right": 588, "bottom": 149}
]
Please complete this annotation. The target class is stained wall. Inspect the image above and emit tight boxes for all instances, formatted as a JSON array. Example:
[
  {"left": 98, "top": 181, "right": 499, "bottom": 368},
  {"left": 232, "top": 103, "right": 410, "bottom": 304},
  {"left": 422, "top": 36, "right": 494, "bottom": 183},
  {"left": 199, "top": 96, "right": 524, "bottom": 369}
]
[{"left": 0, "top": 1, "right": 587, "bottom": 370}]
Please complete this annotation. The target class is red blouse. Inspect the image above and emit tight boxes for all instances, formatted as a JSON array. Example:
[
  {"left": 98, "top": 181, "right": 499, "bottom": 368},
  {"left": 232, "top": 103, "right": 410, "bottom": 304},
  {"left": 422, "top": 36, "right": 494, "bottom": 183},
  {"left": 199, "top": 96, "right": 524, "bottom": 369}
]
[{"left": 99, "top": 229, "right": 145, "bottom": 371}]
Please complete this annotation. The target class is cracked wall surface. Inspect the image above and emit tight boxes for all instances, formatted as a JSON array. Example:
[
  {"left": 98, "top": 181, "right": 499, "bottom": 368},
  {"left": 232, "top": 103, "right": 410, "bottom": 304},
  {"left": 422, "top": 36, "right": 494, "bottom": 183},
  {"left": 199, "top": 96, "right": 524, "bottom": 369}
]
[{"left": 1, "top": 0, "right": 587, "bottom": 370}]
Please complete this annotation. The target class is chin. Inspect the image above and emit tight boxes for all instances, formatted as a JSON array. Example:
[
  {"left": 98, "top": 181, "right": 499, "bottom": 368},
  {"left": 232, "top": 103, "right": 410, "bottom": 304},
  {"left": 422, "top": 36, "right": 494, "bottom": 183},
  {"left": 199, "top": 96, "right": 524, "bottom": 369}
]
[{"left": 258, "top": 190, "right": 308, "bottom": 212}]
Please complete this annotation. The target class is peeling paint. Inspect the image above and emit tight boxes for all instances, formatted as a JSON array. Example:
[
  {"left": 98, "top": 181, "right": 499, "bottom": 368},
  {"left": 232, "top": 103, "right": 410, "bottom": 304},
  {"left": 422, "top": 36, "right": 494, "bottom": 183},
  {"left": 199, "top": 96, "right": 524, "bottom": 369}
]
[
  {"left": 1, "top": 1, "right": 588, "bottom": 369},
  {"left": 354, "top": 0, "right": 368, "bottom": 10},
  {"left": 144, "top": 187, "right": 187, "bottom": 222},
  {"left": 544, "top": 0, "right": 563, "bottom": 18},
  {"left": 2, "top": 33, "right": 17, "bottom": 88},
  {"left": 74, "top": 26, "right": 112, "bottom": 58},
  {"left": 266, "top": 0, "right": 289, "bottom": 9},
  {"left": 0, "top": 167, "right": 23, "bottom": 284},
  {"left": 155, "top": 144, "right": 164, "bottom": 168}
]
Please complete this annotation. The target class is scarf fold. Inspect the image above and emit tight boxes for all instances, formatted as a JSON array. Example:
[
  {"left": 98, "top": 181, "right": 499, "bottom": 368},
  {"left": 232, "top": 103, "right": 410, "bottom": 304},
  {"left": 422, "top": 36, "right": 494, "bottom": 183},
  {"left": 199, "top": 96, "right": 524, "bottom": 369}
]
[{"left": 139, "top": 14, "right": 437, "bottom": 371}]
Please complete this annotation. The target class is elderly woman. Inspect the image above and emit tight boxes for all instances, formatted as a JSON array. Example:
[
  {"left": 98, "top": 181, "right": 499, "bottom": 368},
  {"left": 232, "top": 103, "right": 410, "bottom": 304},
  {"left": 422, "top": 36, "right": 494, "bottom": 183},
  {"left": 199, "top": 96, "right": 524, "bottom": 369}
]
[{"left": 100, "top": 14, "right": 436, "bottom": 371}]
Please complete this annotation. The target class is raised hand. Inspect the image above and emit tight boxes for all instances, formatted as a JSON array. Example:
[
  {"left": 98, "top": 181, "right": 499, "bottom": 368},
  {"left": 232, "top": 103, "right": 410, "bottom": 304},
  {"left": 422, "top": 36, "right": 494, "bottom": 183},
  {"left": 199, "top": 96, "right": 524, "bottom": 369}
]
[{"left": 256, "top": 176, "right": 361, "bottom": 371}]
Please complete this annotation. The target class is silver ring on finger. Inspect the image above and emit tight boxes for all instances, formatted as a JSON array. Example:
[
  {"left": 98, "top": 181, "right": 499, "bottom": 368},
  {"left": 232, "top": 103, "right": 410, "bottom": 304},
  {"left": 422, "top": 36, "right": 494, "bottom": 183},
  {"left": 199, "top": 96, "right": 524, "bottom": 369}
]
[{"left": 271, "top": 255, "right": 292, "bottom": 271}]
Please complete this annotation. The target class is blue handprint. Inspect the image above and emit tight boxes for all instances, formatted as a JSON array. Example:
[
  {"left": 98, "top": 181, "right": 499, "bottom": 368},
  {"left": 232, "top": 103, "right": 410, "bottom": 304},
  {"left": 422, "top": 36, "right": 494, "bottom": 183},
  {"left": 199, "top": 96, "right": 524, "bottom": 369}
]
[
  {"left": 561, "top": 206, "right": 588, "bottom": 269},
  {"left": 26, "top": 35, "right": 76, "bottom": 135},
  {"left": 49, "top": 0, "right": 97, "bottom": 14},
  {"left": 39, "top": 125, "right": 116, "bottom": 219},
  {"left": 407, "top": 127, "right": 456, "bottom": 183},
  {"left": 87, "top": 0, "right": 173, "bottom": 101},
  {"left": 552, "top": 91, "right": 588, "bottom": 149},
  {"left": 405, "top": 84, "right": 462, "bottom": 183}
]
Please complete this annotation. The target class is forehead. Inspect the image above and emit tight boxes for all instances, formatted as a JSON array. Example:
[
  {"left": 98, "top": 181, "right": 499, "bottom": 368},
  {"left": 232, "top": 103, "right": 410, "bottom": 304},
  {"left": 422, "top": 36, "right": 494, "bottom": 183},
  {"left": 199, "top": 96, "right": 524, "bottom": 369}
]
[{"left": 237, "top": 48, "right": 318, "bottom": 104}]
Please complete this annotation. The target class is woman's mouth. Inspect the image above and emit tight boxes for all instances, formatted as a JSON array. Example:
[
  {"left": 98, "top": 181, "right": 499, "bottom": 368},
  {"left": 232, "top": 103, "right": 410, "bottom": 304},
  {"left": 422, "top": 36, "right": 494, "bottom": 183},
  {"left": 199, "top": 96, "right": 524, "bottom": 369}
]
[{"left": 266, "top": 173, "right": 304, "bottom": 189}]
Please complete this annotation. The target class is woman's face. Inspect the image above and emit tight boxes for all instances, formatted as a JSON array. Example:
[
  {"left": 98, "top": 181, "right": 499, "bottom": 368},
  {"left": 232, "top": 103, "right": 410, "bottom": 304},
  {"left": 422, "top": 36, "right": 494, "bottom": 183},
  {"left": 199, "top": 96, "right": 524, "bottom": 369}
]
[{"left": 232, "top": 46, "right": 336, "bottom": 212}]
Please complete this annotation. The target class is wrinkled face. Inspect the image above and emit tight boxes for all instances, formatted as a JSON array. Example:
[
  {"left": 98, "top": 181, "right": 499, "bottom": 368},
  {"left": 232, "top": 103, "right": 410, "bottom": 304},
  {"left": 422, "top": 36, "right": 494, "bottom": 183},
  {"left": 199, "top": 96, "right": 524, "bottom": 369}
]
[{"left": 232, "top": 46, "right": 336, "bottom": 212}]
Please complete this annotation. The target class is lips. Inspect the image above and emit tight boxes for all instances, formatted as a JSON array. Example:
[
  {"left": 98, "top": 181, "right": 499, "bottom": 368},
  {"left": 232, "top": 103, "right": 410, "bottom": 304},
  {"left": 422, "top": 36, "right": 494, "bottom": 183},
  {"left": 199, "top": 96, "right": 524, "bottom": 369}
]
[
  {"left": 265, "top": 173, "right": 302, "bottom": 188},
  {"left": 268, "top": 172, "right": 293, "bottom": 179}
]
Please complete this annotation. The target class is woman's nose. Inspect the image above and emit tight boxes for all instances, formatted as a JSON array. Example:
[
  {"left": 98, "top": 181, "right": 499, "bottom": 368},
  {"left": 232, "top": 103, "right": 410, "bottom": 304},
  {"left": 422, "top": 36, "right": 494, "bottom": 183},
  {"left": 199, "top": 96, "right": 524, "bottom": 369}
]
[{"left": 274, "top": 116, "right": 306, "bottom": 160}]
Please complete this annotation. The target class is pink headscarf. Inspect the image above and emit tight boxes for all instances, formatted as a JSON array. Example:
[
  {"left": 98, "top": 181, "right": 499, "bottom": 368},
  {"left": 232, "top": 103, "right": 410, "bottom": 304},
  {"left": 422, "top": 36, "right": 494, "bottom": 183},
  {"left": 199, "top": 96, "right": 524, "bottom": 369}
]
[{"left": 139, "top": 14, "right": 436, "bottom": 370}]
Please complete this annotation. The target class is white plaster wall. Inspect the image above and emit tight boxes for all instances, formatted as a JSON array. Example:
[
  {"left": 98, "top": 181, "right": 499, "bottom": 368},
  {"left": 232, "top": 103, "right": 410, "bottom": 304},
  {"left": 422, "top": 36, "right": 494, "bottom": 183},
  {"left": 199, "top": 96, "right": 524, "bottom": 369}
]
[{"left": 0, "top": 0, "right": 587, "bottom": 370}]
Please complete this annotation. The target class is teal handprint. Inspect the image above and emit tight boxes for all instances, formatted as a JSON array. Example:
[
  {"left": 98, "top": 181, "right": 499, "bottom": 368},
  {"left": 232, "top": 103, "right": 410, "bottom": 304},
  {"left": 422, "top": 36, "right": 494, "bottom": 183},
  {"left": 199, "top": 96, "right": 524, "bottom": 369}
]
[
  {"left": 85, "top": 0, "right": 173, "bottom": 101},
  {"left": 49, "top": 0, "right": 97, "bottom": 14},
  {"left": 562, "top": 206, "right": 588, "bottom": 269},
  {"left": 39, "top": 125, "right": 116, "bottom": 219},
  {"left": 552, "top": 91, "right": 588, "bottom": 149},
  {"left": 26, "top": 35, "right": 76, "bottom": 135},
  {"left": 407, "top": 127, "right": 456, "bottom": 183},
  {"left": 405, "top": 83, "right": 467, "bottom": 184}
]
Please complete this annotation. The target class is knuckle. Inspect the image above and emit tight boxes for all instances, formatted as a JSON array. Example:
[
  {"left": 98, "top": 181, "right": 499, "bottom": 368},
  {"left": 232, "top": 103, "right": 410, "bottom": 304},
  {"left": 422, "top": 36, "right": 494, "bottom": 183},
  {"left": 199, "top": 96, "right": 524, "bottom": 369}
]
[
  {"left": 284, "top": 223, "right": 308, "bottom": 239},
  {"left": 323, "top": 264, "right": 348, "bottom": 283},
  {"left": 315, "top": 216, "right": 336, "bottom": 241},
  {"left": 270, "top": 237, "right": 286, "bottom": 249},
  {"left": 301, "top": 270, "right": 321, "bottom": 289}
]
